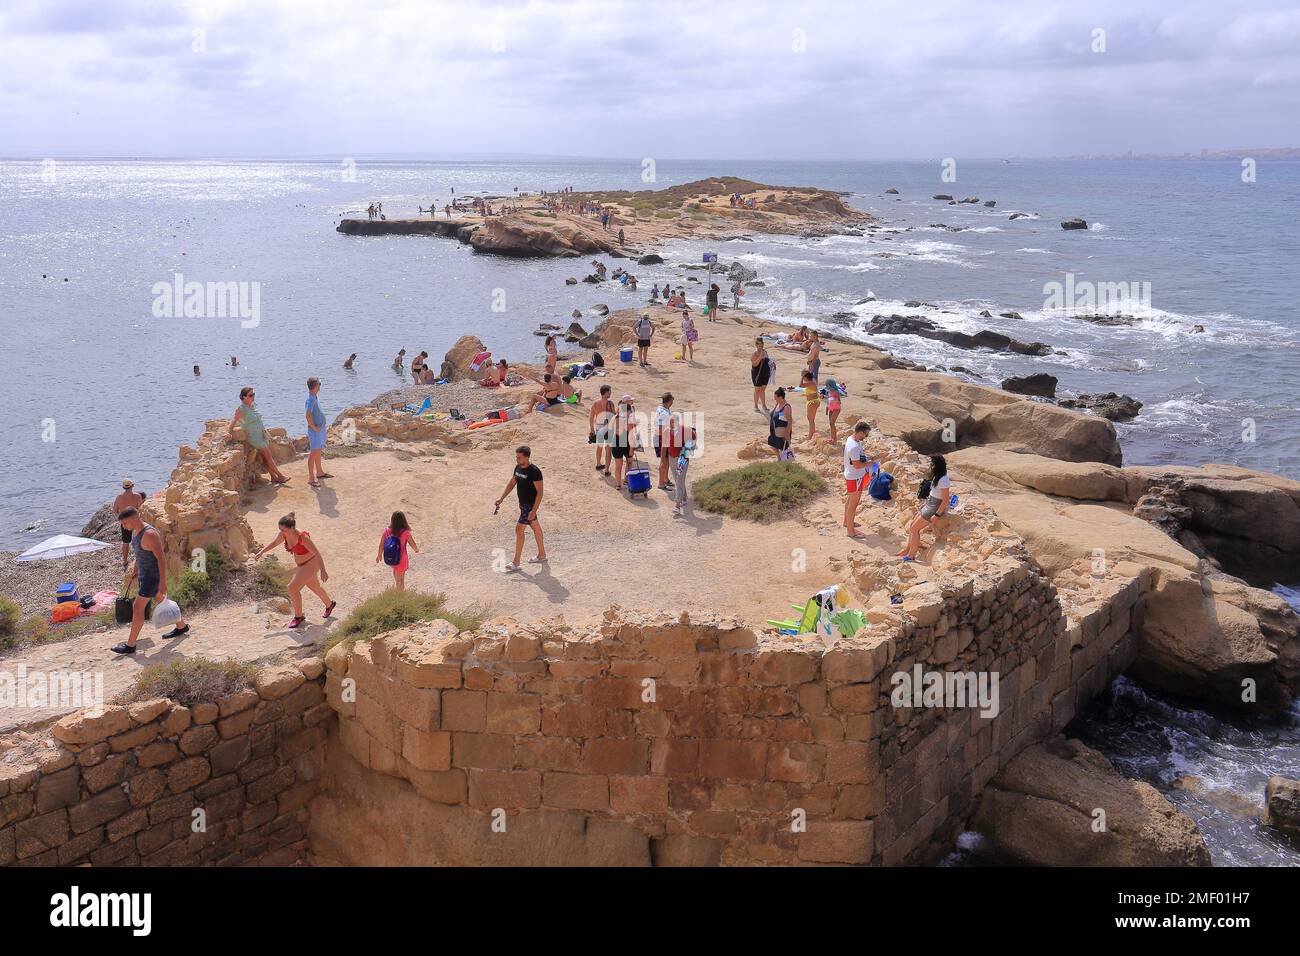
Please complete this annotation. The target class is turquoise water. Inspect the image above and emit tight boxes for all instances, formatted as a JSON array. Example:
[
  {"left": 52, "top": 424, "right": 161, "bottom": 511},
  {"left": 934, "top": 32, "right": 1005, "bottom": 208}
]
[{"left": 2, "top": 157, "right": 1297, "bottom": 546}]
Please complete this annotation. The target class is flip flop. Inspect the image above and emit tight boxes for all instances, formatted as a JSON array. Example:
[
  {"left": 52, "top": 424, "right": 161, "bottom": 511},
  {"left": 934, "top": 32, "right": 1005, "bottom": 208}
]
[
  {"left": 318, "top": 473, "right": 335, "bottom": 478},
  {"left": 272, "top": 477, "right": 291, "bottom": 484},
  {"left": 308, "top": 480, "right": 321, "bottom": 488}
]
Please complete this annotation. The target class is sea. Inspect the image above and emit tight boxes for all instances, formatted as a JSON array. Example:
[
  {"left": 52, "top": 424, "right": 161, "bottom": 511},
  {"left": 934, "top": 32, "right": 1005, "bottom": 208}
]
[{"left": 2, "top": 156, "right": 1297, "bottom": 863}]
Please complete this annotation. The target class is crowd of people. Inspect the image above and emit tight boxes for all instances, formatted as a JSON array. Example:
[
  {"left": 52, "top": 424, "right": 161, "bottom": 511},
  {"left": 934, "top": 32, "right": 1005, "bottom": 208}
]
[{"left": 111, "top": 254, "right": 952, "bottom": 654}]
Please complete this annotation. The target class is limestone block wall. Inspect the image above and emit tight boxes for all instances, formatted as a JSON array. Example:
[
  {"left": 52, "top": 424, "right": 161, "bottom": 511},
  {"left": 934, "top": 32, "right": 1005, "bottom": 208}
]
[
  {"left": 311, "top": 560, "right": 1152, "bottom": 866},
  {"left": 0, "top": 662, "right": 328, "bottom": 867}
]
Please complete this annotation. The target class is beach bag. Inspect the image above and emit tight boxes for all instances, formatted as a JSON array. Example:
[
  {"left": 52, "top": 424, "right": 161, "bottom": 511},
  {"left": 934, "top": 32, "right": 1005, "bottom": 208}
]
[
  {"left": 868, "top": 472, "right": 894, "bottom": 502},
  {"left": 918, "top": 478, "right": 932, "bottom": 500},
  {"left": 51, "top": 602, "right": 82, "bottom": 624},
  {"left": 592, "top": 351, "right": 605, "bottom": 368},
  {"left": 382, "top": 532, "right": 403, "bottom": 566},
  {"left": 152, "top": 599, "right": 182, "bottom": 630},
  {"left": 114, "top": 592, "right": 153, "bottom": 624}
]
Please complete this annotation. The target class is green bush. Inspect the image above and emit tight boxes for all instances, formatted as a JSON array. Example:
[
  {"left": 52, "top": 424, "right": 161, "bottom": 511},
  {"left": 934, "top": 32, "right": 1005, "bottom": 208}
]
[
  {"left": 693, "top": 461, "right": 826, "bottom": 522},
  {"left": 252, "top": 557, "right": 292, "bottom": 598},
  {"left": 0, "top": 596, "right": 20, "bottom": 648},
  {"left": 0, "top": 598, "right": 19, "bottom": 634},
  {"left": 329, "top": 589, "right": 481, "bottom": 651},
  {"left": 202, "top": 546, "right": 228, "bottom": 579},
  {"left": 131, "top": 657, "right": 259, "bottom": 706},
  {"left": 170, "top": 569, "right": 211, "bottom": 608}
]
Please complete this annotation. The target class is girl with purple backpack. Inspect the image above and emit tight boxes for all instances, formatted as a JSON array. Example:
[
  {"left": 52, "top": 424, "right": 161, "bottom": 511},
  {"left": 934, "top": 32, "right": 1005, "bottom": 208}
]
[{"left": 377, "top": 511, "right": 420, "bottom": 591}]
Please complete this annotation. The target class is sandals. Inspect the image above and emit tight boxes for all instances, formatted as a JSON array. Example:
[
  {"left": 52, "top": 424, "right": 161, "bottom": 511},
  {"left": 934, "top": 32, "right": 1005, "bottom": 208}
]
[
  {"left": 308, "top": 480, "right": 322, "bottom": 488},
  {"left": 323, "top": 601, "right": 337, "bottom": 619},
  {"left": 271, "top": 477, "right": 291, "bottom": 485},
  {"left": 287, "top": 616, "right": 307, "bottom": 629},
  {"left": 318, "top": 473, "right": 335, "bottom": 479}
]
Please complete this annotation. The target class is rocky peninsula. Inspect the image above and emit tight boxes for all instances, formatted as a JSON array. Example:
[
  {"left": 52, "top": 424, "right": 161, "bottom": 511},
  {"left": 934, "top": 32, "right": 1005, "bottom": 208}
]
[{"left": 336, "top": 176, "right": 872, "bottom": 257}]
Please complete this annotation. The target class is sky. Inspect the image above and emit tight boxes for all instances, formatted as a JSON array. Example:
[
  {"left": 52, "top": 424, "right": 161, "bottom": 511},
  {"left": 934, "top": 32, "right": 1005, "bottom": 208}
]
[{"left": 1, "top": 0, "right": 1298, "bottom": 160}]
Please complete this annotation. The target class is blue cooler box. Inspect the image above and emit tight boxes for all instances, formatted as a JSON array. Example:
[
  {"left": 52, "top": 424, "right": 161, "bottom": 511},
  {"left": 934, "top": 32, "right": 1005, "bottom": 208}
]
[
  {"left": 619, "top": 347, "right": 634, "bottom": 363},
  {"left": 55, "top": 582, "right": 79, "bottom": 604},
  {"left": 626, "top": 466, "right": 651, "bottom": 496}
]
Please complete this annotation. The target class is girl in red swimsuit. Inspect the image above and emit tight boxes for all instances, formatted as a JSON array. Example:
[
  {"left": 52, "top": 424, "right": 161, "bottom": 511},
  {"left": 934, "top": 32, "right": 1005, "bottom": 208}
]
[{"left": 252, "top": 513, "right": 336, "bottom": 628}]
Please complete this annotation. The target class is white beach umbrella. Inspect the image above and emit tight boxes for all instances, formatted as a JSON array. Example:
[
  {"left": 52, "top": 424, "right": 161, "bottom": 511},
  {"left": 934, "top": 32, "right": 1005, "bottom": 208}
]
[{"left": 16, "top": 534, "right": 112, "bottom": 562}]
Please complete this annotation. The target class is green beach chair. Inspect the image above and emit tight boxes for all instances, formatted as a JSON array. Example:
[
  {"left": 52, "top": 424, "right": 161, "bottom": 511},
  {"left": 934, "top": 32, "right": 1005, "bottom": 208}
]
[{"left": 766, "top": 597, "right": 822, "bottom": 635}]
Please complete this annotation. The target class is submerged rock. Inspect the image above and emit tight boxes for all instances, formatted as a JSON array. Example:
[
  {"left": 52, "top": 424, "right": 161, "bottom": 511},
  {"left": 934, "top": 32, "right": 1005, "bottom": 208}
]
[
  {"left": 1061, "top": 218, "right": 1088, "bottom": 230},
  {"left": 866, "top": 315, "right": 1052, "bottom": 357},
  {"left": 1001, "top": 372, "right": 1058, "bottom": 398},
  {"left": 1059, "top": 392, "right": 1143, "bottom": 421}
]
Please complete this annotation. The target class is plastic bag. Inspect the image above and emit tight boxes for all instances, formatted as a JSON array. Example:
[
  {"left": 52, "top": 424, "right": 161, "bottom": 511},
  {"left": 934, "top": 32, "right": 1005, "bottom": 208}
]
[{"left": 152, "top": 598, "right": 182, "bottom": 630}]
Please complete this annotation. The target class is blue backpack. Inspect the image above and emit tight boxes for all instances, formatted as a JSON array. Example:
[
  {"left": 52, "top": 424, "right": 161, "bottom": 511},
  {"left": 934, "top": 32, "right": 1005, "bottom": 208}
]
[
  {"left": 382, "top": 532, "right": 403, "bottom": 566},
  {"left": 868, "top": 471, "right": 894, "bottom": 501}
]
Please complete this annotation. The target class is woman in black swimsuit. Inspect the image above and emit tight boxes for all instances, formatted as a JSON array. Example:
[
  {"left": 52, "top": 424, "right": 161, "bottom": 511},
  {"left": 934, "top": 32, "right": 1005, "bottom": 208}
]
[
  {"left": 767, "top": 388, "right": 792, "bottom": 461},
  {"left": 750, "top": 337, "right": 771, "bottom": 413}
]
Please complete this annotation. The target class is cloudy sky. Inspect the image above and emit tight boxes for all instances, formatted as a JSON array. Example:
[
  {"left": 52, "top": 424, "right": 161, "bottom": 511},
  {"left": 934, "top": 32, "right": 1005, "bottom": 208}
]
[{"left": 2, "top": 0, "right": 1298, "bottom": 159}]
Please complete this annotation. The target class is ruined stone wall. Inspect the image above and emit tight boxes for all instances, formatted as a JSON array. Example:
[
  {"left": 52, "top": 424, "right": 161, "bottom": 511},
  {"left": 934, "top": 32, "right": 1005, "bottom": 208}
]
[
  {"left": 0, "top": 662, "right": 328, "bottom": 867},
  {"left": 309, "top": 561, "right": 1151, "bottom": 866}
]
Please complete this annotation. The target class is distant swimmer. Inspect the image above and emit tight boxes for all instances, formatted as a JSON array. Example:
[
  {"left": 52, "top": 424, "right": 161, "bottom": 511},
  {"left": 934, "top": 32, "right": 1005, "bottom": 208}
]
[
  {"left": 343, "top": 353, "right": 357, "bottom": 370},
  {"left": 229, "top": 356, "right": 238, "bottom": 367},
  {"left": 193, "top": 365, "right": 200, "bottom": 376}
]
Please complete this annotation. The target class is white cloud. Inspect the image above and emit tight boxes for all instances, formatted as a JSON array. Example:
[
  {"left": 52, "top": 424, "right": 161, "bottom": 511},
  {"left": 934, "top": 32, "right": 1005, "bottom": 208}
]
[{"left": 0, "top": 0, "right": 1297, "bottom": 157}]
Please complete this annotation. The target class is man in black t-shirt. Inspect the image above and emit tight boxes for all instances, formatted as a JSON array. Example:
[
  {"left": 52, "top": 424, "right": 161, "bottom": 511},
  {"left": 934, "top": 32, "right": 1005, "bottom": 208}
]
[{"left": 494, "top": 445, "right": 547, "bottom": 572}]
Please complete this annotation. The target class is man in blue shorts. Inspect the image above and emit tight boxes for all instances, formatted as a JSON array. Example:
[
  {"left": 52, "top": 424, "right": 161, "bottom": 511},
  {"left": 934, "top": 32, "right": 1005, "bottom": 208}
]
[{"left": 305, "top": 377, "right": 332, "bottom": 487}]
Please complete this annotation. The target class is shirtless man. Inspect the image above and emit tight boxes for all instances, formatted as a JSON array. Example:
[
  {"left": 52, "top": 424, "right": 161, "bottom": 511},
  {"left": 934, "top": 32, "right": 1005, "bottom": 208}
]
[
  {"left": 589, "top": 384, "right": 615, "bottom": 475},
  {"left": 113, "top": 479, "right": 146, "bottom": 568}
]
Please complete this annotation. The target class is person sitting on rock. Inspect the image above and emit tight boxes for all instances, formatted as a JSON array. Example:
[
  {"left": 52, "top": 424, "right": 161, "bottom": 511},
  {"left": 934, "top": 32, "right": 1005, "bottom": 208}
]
[
  {"left": 526, "top": 373, "right": 565, "bottom": 412},
  {"left": 900, "top": 455, "right": 951, "bottom": 561}
]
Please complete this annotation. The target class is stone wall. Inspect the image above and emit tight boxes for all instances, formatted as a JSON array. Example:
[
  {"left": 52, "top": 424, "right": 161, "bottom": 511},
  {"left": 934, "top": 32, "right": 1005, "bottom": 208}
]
[
  {"left": 0, "top": 661, "right": 328, "bottom": 867},
  {"left": 309, "top": 558, "right": 1150, "bottom": 866}
]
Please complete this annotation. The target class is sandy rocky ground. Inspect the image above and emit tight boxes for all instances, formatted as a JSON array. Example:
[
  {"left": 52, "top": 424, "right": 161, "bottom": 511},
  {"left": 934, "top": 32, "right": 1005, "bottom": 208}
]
[{"left": 0, "top": 303, "right": 936, "bottom": 733}]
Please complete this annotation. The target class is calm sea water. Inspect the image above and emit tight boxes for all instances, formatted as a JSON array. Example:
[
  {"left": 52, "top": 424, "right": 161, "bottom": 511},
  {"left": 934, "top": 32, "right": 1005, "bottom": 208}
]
[{"left": 3, "top": 157, "right": 1297, "bottom": 548}]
